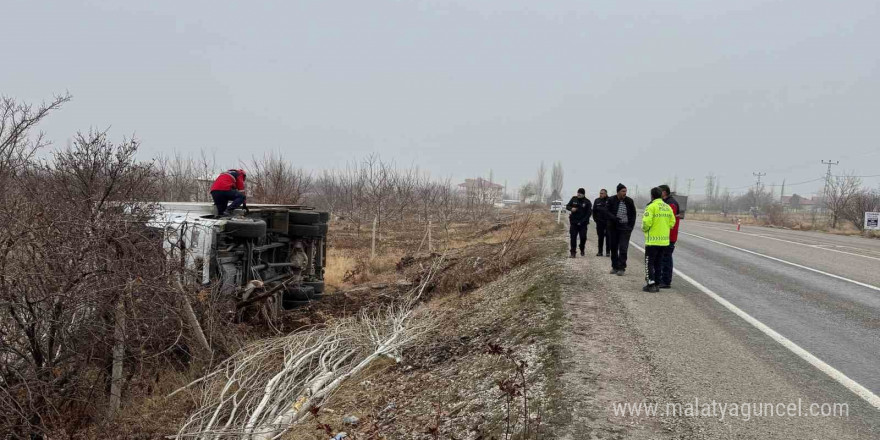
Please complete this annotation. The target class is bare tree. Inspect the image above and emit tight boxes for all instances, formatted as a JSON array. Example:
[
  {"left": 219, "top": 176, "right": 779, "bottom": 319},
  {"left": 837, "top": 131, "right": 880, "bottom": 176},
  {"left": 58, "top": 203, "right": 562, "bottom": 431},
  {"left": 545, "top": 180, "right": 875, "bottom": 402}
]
[
  {"left": 534, "top": 161, "right": 547, "bottom": 203},
  {"left": 249, "top": 151, "right": 313, "bottom": 204},
  {"left": 549, "top": 161, "right": 564, "bottom": 201},
  {"left": 825, "top": 172, "right": 861, "bottom": 228},
  {"left": 519, "top": 181, "right": 536, "bottom": 203},
  {"left": 313, "top": 170, "right": 342, "bottom": 216},
  {"left": 0, "top": 93, "right": 71, "bottom": 187}
]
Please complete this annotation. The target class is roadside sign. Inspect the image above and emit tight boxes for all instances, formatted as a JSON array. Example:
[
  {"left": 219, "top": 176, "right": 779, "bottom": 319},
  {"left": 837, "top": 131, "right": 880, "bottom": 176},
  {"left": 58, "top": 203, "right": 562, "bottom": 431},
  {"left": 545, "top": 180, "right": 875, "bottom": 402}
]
[{"left": 866, "top": 212, "right": 880, "bottom": 230}]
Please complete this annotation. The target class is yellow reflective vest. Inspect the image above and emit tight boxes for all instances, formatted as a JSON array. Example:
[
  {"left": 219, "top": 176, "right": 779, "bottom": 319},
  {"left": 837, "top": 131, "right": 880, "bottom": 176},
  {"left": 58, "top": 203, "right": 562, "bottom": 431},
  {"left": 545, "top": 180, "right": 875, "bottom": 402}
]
[{"left": 642, "top": 198, "right": 675, "bottom": 246}]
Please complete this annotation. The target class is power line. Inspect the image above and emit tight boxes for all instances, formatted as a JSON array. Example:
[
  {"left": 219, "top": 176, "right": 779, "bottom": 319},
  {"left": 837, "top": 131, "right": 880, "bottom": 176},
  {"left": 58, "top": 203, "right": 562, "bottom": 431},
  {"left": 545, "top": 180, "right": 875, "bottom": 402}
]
[{"left": 833, "top": 174, "right": 880, "bottom": 178}]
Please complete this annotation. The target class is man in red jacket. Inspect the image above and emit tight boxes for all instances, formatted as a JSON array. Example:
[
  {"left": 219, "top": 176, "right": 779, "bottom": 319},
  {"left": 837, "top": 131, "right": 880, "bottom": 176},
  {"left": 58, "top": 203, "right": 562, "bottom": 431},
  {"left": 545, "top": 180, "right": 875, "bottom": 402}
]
[
  {"left": 210, "top": 169, "right": 247, "bottom": 216},
  {"left": 658, "top": 184, "right": 682, "bottom": 288}
]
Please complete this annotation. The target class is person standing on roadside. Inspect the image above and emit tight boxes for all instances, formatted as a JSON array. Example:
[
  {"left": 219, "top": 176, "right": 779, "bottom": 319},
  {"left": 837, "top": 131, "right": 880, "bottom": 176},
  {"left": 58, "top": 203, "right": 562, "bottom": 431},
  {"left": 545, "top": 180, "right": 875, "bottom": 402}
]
[
  {"left": 606, "top": 183, "right": 636, "bottom": 275},
  {"left": 658, "top": 184, "right": 682, "bottom": 289},
  {"left": 642, "top": 187, "right": 675, "bottom": 292},
  {"left": 592, "top": 189, "right": 611, "bottom": 257},
  {"left": 566, "top": 188, "right": 592, "bottom": 258}
]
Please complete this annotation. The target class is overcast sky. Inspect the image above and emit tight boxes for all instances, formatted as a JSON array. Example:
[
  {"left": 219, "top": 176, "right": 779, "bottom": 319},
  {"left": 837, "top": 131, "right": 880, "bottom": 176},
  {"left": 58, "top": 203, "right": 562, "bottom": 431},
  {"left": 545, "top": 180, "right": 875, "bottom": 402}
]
[{"left": 4, "top": 0, "right": 879, "bottom": 197}]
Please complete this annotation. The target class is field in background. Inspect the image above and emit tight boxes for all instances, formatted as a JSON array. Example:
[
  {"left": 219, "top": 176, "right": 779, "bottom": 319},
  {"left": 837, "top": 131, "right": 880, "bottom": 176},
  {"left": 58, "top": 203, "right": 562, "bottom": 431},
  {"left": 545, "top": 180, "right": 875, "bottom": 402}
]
[
  {"left": 323, "top": 211, "right": 561, "bottom": 291},
  {"left": 688, "top": 210, "right": 879, "bottom": 238}
]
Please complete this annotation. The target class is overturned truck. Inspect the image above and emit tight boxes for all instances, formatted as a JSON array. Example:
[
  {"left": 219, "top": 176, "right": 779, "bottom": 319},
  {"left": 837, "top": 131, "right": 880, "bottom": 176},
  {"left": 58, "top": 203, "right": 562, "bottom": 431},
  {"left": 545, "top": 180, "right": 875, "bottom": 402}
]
[{"left": 151, "top": 202, "right": 330, "bottom": 317}]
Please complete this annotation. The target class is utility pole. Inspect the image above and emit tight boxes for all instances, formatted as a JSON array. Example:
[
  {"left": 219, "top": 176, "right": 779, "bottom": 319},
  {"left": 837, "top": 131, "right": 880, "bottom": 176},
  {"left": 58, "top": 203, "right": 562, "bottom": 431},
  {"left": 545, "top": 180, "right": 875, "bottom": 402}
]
[
  {"left": 780, "top": 179, "right": 786, "bottom": 201},
  {"left": 686, "top": 178, "right": 694, "bottom": 196},
  {"left": 752, "top": 172, "right": 766, "bottom": 208},
  {"left": 821, "top": 160, "right": 839, "bottom": 209},
  {"left": 753, "top": 172, "right": 766, "bottom": 192}
]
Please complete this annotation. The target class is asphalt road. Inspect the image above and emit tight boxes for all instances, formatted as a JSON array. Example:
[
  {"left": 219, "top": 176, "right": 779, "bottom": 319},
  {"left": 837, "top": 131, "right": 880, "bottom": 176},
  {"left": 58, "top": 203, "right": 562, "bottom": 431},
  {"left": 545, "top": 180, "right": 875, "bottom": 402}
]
[{"left": 624, "top": 220, "right": 880, "bottom": 429}]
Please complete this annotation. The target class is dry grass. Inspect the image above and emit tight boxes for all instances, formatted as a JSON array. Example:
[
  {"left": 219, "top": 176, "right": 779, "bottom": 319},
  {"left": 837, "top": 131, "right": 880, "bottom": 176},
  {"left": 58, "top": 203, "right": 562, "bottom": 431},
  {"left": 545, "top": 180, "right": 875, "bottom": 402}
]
[
  {"left": 323, "top": 249, "right": 358, "bottom": 291},
  {"left": 96, "top": 368, "right": 201, "bottom": 438}
]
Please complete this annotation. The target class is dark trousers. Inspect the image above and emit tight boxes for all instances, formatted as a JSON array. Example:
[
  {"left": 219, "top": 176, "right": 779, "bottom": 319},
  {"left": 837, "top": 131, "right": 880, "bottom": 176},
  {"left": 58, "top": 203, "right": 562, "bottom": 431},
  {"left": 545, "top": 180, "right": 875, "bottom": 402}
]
[
  {"left": 211, "top": 189, "right": 245, "bottom": 215},
  {"left": 644, "top": 245, "right": 667, "bottom": 285},
  {"left": 660, "top": 242, "right": 675, "bottom": 285},
  {"left": 608, "top": 226, "right": 632, "bottom": 270},
  {"left": 569, "top": 223, "right": 588, "bottom": 252},
  {"left": 595, "top": 222, "right": 609, "bottom": 254}
]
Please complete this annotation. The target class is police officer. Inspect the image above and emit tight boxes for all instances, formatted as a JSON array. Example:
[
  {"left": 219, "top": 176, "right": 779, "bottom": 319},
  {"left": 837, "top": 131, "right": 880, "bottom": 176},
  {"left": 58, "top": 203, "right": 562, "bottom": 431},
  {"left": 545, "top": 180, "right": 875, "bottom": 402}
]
[{"left": 642, "top": 187, "right": 675, "bottom": 292}]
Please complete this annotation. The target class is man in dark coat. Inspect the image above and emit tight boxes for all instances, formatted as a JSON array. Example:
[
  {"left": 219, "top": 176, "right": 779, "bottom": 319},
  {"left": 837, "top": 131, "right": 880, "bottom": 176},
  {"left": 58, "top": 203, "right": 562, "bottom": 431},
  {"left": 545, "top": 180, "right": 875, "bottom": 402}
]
[
  {"left": 592, "top": 188, "right": 611, "bottom": 257},
  {"left": 566, "top": 188, "right": 592, "bottom": 258},
  {"left": 606, "top": 183, "right": 637, "bottom": 275}
]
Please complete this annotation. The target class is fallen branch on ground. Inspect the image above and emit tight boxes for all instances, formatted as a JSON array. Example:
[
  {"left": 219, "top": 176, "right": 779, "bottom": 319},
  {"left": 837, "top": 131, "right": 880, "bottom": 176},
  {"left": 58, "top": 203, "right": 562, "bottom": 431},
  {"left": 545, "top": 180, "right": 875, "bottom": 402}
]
[{"left": 173, "top": 256, "right": 444, "bottom": 439}]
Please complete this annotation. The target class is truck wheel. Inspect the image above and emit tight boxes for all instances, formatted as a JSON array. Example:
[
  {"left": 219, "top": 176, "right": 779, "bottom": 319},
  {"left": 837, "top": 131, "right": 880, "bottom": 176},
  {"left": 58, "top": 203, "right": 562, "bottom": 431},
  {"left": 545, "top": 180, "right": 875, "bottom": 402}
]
[
  {"left": 224, "top": 218, "right": 267, "bottom": 239},
  {"left": 288, "top": 211, "right": 320, "bottom": 225},
  {"left": 315, "top": 223, "right": 329, "bottom": 236},
  {"left": 303, "top": 281, "right": 325, "bottom": 294},
  {"left": 289, "top": 224, "right": 320, "bottom": 237}
]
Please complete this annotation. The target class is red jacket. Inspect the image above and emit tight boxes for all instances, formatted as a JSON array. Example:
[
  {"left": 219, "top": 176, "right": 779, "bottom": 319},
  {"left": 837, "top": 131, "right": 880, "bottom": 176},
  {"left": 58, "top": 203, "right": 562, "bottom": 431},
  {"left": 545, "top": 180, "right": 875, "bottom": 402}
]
[
  {"left": 666, "top": 196, "right": 681, "bottom": 243},
  {"left": 210, "top": 171, "right": 245, "bottom": 192}
]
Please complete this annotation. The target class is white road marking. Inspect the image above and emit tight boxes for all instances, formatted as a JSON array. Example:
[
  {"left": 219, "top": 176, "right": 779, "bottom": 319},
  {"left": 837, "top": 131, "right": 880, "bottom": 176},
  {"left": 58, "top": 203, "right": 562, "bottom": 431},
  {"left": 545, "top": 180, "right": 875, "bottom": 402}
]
[
  {"left": 630, "top": 242, "right": 880, "bottom": 410},
  {"left": 681, "top": 232, "right": 880, "bottom": 293},
  {"left": 710, "top": 229, "right": 880, "bottom": 262},
  {"left": 688, "top": 221, "right": 880, "bottom": 259}
]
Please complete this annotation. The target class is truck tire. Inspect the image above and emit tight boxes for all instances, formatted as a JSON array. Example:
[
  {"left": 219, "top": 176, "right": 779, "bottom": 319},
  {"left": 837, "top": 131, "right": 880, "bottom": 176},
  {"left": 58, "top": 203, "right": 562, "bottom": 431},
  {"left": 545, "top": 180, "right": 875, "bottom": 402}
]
[
  {"left": 224, "top": 218, "right": 267, "bottom": 239},
  {"left": 288, "top": 211, "right": 320, "bottom": 225},
  {"left": 303, "top": 281, "right": 325, "bottom": 294},
  {"left": 315, "top": 223, "right": 328, "bottom": 236},
  {"left": 289, "top": 224, "right": 321, "bottom": 237}
]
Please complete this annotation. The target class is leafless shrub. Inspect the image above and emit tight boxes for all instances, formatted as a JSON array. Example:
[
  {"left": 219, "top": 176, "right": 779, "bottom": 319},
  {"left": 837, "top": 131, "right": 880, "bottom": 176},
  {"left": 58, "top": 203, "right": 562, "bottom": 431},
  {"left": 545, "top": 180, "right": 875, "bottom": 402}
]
[{"left": 842, "top": 188, "right": 880, "bottom": 231}]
